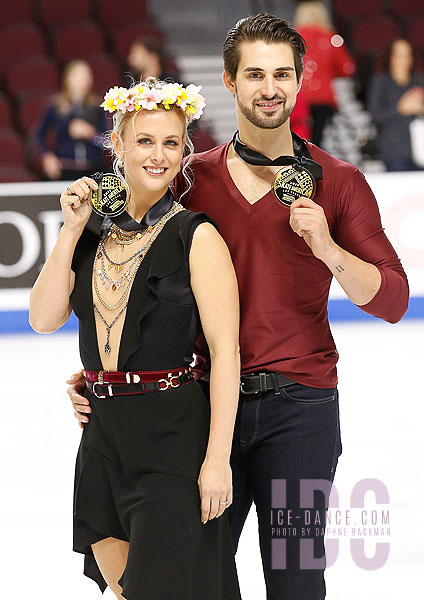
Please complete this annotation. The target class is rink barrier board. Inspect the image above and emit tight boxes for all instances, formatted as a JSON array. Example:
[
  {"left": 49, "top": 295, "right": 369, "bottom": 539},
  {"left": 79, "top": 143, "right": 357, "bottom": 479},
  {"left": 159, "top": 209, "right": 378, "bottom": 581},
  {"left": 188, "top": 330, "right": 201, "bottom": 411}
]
[
  {"left": 1, "top": 297, "right": 423, "bottom": 334},
  {"left": 1, "top": 174, "right": 423, "bottom": 332}
]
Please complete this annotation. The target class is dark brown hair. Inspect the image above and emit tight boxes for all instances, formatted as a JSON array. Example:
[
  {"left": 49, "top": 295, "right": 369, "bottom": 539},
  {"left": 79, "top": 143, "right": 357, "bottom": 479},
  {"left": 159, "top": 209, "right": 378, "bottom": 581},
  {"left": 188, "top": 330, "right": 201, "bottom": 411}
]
[
  {"left": 222, "top": 13, "right": 306, "bottom": 82},
  {"left": 131, "top": 35, "right": 165, "bottom": 69},
  {"left": 383, "top": 38, "right": 415, "bottom": 74}
]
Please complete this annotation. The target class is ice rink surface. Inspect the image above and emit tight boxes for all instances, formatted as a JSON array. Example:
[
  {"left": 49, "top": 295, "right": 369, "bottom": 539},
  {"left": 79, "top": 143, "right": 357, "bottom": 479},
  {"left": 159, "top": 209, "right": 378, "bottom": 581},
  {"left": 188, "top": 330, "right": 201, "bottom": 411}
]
[{"left": 1, "top": 318, "right": 423, "bottom": 599}]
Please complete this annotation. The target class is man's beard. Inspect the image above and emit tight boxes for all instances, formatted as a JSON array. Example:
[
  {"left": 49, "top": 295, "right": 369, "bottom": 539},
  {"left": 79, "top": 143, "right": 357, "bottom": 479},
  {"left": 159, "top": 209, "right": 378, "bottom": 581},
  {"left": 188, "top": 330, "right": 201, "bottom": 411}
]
[{"left": 236, "top": 94, "right": 294, "bottom": 130}]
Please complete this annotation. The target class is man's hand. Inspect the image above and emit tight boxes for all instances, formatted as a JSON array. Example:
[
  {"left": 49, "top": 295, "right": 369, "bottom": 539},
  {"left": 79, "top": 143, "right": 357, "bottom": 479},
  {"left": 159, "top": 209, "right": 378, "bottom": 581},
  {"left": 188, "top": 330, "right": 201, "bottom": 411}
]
[
  {"left": 66, "top": 368, "right": 90, "bottom": 429},
  {"left": 289, "top": 197, "right": 337, "bottom": 262}
]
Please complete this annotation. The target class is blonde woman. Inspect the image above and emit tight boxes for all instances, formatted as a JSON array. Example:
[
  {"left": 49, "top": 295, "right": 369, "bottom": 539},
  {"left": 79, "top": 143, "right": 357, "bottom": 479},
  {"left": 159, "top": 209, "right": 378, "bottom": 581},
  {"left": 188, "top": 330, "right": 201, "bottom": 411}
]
[{"left": 29, "top": 78, "right": 241, "bottom": 600}]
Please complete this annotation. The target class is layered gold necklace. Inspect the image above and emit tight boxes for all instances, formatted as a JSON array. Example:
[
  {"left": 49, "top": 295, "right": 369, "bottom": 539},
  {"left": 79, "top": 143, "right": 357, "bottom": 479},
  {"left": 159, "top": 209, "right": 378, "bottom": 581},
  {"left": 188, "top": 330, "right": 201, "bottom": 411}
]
[{"left": 93, "top": 201, "right": 185, "bottom": 354}]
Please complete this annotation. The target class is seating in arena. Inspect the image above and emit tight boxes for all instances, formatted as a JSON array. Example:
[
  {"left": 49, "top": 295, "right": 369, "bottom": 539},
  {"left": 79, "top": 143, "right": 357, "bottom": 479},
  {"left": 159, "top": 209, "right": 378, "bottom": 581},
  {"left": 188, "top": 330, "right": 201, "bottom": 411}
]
[
  {"left": 5, "top": 56, "right": 59, "bottom": 100},
  {"left": 53, "top": 22, "right": 107, "bottom": 62},
  {"left": 97, "top": 0, "right": 148, "bottom": 28},
  {"left": 0, "top": 23, "right": 46, "bottom": 76},
  {"left": 0, "top": 94, "right": 13, "bottom": 130},
  {"left": 0, "top": 1, "right": 422, "bottom": 181},
  {"left": 39, "top": 0, "right": 93, "bottom": 26},
  {"left": 0, "top": 0, "right": 32, "bottom": 27}
]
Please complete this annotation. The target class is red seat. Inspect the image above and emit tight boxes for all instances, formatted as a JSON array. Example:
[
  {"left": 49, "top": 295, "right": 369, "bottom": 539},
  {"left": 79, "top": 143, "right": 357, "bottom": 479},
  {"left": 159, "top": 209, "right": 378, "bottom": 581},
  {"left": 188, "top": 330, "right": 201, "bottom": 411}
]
[
  {"left": 0, "top": 166, "right": 36, "bottom": 182},
  {"left": 18, "top": 93, "right": 52, "bottom": 132},
  {"left": 391, "top": 0, "right": 424, "bottom": 19},
  {"left": 112, "top": 22, "right": 164, "bottom": 60},
  {"left": 98, "top": 0, "right": 148, "bottom": 28},
  {"left": 5, "top": 55, "right": 59, "bottom": 99},
  {"left": 0, "top": 94, "right": 13, "bottom": 129},
  {"left": 53, "top": 22, "right": 106, "bottom": 62},
  {"left": 0, "top": 129, "right": 26, "bottom": 167},
  {"left": 352, "top": 16, "right": 401, "bottom": 57},
  {"left": 333, "top": 0, "right": 385, "bottom": 22},
  {"left": 408, "top": 18, "right": 424, "bottom": 52},
  {"left": 0, "top": 0, "right": 32, "bottom": 26},
  {"left": 39, "top": 0, "right": 92, "bottom": 26},
  {"left": 85, "top": 54, "right": 122, "bottom": 96},
  {"left": 0, "top": 24, "right": 46, "bottom": 75}
]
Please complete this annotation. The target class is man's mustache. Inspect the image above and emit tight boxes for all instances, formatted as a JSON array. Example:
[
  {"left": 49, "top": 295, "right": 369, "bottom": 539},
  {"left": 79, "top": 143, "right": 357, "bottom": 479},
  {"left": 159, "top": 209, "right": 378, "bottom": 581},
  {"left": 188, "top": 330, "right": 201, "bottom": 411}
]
[{"left": 254, "top": 96, "right": 286, "bottom": 103}]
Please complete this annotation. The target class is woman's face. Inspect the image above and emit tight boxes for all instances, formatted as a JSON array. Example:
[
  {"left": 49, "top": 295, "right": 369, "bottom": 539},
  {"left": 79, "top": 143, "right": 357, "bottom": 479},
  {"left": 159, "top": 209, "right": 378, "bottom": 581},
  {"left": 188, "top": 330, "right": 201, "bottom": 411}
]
[
  {"left": 118, "top": 108, "right": 185, "bottom": 196},
  {"left": 66, "top": 63, "right": 93, "bottom": 97},
  {"left": 390, "top": 40, "right": 413, "bottom": 74}
]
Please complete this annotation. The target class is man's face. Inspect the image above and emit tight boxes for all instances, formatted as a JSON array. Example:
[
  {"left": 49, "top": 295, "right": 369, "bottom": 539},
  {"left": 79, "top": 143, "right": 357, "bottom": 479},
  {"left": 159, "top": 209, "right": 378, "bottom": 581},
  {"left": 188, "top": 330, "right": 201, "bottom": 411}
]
[{"left": 224, "top": 41, "right": 302, "bottom": 130}]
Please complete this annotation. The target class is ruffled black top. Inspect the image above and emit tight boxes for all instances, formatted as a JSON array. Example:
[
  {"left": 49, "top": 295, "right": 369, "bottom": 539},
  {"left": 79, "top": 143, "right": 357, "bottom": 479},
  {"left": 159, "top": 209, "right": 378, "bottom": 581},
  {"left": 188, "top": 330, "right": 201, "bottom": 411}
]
[{"left": 70, "top": 203, "right": 218, "bottom": 371}]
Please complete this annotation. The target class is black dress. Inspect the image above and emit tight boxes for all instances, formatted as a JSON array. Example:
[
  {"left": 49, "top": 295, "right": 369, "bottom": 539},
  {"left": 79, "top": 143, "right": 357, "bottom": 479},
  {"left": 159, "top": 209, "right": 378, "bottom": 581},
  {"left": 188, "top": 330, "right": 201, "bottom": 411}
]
[{"left": 70, "top": 205, "right": 242, "bottom": 600}]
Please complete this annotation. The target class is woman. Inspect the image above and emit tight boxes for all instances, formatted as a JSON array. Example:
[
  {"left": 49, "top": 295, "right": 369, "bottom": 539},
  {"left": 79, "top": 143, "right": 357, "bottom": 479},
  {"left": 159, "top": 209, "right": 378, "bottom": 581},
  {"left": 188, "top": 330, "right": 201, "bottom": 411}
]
[
  {"left": 293, "top": 0, "right": 355, "bottom": 146},
  {"left": 34, "top": 59, "right": 108, "bottom": 180},
  {"left": 29, "top": 77, "right": 242, "bottom": 600},
  {"left": 368, "top": 38, "right": 424, "bottom": 171}
]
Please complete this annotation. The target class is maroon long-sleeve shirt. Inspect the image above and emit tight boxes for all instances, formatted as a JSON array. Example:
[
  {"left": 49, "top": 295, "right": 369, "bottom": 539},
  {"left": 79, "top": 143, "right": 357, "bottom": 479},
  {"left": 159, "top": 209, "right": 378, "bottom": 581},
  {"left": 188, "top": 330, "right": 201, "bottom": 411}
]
[{"left": 174, "top": 141, "right": 409, "bottom": 388}]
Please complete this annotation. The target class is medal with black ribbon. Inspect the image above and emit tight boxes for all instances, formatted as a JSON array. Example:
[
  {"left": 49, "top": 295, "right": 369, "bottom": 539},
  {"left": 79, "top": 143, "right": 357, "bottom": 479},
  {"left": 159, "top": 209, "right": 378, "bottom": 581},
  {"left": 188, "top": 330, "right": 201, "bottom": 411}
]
[
  {"left": 232, "top": 131, "right": 323, "bottom": 207},
  {"left": 90, "top": 172, "right": 130, "bottom": 217}
]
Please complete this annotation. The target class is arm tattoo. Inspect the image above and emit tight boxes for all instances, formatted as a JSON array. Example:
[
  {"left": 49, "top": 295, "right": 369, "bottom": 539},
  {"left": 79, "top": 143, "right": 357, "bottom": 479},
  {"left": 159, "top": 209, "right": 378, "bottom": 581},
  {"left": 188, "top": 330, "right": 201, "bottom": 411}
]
[{"left": 335, "top": 265, "right": 345, "bottom": 273}]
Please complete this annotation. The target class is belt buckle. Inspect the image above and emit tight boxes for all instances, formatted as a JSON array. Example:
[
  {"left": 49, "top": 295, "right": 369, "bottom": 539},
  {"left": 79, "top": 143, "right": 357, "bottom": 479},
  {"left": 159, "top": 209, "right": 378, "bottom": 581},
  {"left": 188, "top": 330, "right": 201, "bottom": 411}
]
[
  {"left": 240, "top": 372, "right": 264, "bottom": 395},
  {"left": 92, "top": 381, "right": 113, "bottom": 398},
  {"left": 240, "top": 380, "right": 260, "bottom": 395},
  {"left": 92, "top": 381, "right": 106, "bottom": 398},
  {"left": 158, "top": 371, "right": 182, "bottom": 391}
]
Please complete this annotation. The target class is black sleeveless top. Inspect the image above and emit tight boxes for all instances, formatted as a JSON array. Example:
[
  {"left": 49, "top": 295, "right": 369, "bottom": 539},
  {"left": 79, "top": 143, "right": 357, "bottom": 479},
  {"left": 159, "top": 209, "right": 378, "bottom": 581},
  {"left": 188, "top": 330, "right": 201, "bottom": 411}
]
[{"left": 70, "top": 208, "right": 218, "bottom": 371}]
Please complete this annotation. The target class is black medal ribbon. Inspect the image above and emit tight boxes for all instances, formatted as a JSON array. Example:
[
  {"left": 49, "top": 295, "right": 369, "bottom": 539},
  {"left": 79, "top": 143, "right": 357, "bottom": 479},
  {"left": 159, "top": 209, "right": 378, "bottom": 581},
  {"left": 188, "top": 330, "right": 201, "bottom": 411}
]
[
  {"left": 232, "top": 131, "right": 323, "bottom": 181},
  {"left": 102, "top": 188, "right": 175, "bottom": 234}
]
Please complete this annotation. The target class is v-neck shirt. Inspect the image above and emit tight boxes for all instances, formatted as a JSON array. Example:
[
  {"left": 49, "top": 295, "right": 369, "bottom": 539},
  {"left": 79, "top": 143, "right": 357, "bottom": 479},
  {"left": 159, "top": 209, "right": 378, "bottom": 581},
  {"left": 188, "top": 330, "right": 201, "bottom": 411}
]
[{"left": 174, "top": 140, "right": 408, "bottom": 388}]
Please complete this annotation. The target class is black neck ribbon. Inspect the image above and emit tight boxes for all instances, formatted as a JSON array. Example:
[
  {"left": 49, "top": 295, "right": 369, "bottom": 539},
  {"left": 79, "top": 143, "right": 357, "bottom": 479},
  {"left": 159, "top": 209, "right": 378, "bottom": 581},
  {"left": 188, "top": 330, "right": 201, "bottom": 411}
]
[
  {"left": 102, "top": 187, "right": 174, "bottom": 234},
  {"left": 232, "top": 131, "right": 323, "bottom": 181}
]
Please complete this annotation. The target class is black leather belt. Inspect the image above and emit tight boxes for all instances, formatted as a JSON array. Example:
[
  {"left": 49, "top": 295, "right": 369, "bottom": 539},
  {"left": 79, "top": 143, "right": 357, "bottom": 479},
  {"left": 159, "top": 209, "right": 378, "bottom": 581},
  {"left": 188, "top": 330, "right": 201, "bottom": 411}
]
[{"left": 240, "top": 371, "right": 295, "bottom": 394}]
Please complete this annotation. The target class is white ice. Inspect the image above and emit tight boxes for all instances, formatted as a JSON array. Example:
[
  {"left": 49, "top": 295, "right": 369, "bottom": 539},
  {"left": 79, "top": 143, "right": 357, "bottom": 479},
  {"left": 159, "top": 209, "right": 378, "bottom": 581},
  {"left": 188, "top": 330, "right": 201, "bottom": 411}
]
[{"left": 1, "top": 319, "right": 423, "bottom": 599}]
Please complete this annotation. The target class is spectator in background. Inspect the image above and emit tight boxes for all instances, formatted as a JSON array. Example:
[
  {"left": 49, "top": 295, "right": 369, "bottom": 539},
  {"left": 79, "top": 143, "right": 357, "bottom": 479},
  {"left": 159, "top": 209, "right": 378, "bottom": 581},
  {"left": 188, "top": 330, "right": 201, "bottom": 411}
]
[
  {"left": 367, "top": 38, "right": 424, "bottom": 171},
  {"left": 289, "top": 88, "right": 312, "bottom": 140},
  {"left": 34, "top": 60, "right": 108, "bottom": 180},
  {"left": 126, "top": 35, "right": 180, "bottom": 84},
  {"left": 126, "top": 36, "right": 218, "bottom": 153},
  {"left": 293, "top": 0, "right": 355, "bottom": 146}
]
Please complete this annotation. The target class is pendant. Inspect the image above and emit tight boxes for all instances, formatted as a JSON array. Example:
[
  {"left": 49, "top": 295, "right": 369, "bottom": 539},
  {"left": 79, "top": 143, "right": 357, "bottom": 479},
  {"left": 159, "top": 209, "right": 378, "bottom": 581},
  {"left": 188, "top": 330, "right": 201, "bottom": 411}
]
[{"left": 105, "top": 342, "right": 111, "bottom": 355}]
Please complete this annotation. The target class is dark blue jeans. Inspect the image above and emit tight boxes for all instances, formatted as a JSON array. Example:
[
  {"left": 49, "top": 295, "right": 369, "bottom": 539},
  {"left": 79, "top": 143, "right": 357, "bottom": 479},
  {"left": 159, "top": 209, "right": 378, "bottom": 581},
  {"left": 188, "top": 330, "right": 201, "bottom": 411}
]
[{"left": 202, "top": 379, "right": 342, "bottom": 600}]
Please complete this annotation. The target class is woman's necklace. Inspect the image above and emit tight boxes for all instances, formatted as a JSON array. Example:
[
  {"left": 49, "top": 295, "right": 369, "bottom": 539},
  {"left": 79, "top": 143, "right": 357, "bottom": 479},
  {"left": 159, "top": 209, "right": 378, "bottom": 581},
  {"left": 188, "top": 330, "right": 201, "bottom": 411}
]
[
  {"left": 92, "top": 201, "right": 185, "bottom": 354},
  {"left": 107, "top": 223, "right": 152, "bottom": 248},
  {"left": 93, "top": 302, "right": 128, "bottom": 355}
]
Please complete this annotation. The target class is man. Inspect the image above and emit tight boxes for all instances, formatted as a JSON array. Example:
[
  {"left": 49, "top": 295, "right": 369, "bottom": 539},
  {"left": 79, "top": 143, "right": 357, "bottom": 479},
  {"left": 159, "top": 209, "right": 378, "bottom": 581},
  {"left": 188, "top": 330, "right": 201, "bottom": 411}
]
[{"left": 68, "top": 14, "right": 408, "bottom": 599}]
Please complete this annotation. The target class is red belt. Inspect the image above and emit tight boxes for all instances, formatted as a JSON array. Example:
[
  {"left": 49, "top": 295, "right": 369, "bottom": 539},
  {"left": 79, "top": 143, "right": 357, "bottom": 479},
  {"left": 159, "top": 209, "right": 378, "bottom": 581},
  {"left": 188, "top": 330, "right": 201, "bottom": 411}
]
[{"left": 84, "top": 365, "right": 194, "bottom": 398}]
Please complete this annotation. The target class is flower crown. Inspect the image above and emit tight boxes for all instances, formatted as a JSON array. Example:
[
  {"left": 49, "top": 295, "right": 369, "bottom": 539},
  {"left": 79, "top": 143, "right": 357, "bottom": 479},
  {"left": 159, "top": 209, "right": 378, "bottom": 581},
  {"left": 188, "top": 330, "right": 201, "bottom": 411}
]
[{"left": 100, "top": 81, "right": 206, "bottom": 121}]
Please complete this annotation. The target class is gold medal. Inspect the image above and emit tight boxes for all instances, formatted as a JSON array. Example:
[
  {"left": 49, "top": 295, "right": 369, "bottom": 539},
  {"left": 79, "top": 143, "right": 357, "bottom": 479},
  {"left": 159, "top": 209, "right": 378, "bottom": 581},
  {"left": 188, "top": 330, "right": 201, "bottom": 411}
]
[
  {"left": 90, "top": 173, "right": 130, "bottom": 217},
  {"left": 273, "top": 165, "right": 316, "bottom": 207}
]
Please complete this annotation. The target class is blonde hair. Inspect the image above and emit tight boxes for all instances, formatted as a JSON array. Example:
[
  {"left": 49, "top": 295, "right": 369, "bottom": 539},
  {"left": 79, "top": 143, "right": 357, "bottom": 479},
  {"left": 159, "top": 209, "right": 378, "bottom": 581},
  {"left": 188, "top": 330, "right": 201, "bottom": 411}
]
[
  {"left": 294, "top": 1, "right": 332, "bottom": 30},
  {"left": 104, "top": 77, "right": 194, "bottom": 201}
]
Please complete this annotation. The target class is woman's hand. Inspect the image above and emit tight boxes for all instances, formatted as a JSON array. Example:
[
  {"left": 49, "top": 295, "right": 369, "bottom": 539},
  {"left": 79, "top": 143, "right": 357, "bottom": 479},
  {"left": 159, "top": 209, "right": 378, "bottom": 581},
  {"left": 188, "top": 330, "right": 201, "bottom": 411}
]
[
  {"left": 60, "top": 177, "right": 97, "bottom": 233},
  {"left": 42, "top": 152, "right": 62, "bottom": 179},
  {"left": 397, "top": 88, "right": 424, "bottom": 116},
  {"left": 68, "top": 118, "right": 96, "bottom": 140},
  {"left": 198, "top": 455, "right": 233, "bottom": 524}
]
